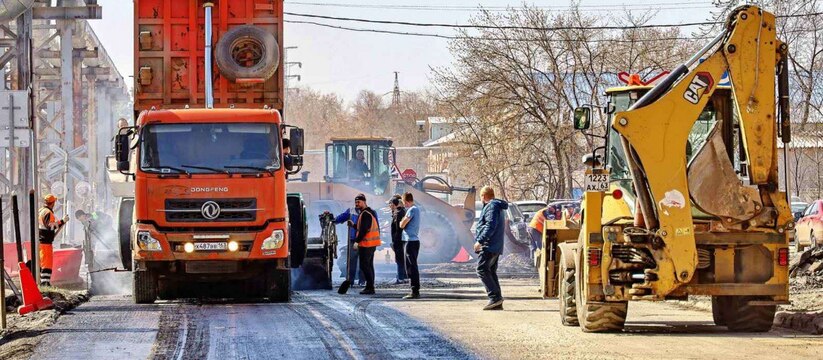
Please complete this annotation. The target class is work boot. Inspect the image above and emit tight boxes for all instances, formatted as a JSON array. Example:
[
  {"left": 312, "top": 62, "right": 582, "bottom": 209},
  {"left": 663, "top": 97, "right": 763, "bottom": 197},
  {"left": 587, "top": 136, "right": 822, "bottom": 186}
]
[
  {"left": 402, "top": 292, "right": 420, "bottom": 300},
  {"left": 359, "top": 288, "right": 375, "bottom": 295},
  {"left": 483, "top": 299, "right": 504, "bottom": 310}
]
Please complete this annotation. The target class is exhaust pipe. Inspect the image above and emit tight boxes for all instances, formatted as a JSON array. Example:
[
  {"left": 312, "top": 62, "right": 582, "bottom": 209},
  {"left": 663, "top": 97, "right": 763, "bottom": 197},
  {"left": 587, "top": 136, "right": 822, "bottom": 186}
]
[{"left": 204, "top": 1, "right": 214, "bottom": 108}]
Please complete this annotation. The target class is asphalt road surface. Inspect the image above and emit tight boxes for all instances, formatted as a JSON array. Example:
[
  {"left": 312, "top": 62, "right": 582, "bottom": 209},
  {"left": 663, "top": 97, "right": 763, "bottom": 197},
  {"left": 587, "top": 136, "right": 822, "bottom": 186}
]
[{"left": 30, "top": 275, "right": 823, "bottom": 360}]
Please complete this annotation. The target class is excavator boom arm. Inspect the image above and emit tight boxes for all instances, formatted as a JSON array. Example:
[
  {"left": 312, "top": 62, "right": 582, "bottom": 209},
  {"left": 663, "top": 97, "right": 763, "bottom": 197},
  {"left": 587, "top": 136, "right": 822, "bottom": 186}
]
[{"left": 611, "top": 5, "right": 792, "bottom": 295}]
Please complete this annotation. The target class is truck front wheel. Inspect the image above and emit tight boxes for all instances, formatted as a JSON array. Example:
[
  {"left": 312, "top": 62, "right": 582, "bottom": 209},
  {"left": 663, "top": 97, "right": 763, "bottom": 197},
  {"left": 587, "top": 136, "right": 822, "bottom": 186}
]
[
  {"left": 267, "top": 268, "right": 291, "bottom": 302},
  {"left": 133, "top": 268, "right": 157, "bottom": 304}
]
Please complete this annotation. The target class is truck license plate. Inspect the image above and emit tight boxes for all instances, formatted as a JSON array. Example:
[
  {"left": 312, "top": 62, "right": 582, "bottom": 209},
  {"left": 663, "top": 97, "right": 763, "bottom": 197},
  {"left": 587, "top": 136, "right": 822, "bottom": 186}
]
[
  {"left": 584, "top": 173, "right": 609, "bottom": 192},
  {"left": 194, "top": 242, "right": 227, "bottom": 251}
]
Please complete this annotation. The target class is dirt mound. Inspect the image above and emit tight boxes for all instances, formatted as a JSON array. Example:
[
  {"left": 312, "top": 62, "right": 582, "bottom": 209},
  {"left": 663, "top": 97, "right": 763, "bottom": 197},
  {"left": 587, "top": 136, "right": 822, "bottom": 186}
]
[
  {"left": 422, "top": 252, "right": 535, "bottom": 274},
  {"left": 0, "top": 289, "right": 89, "bottom": 360},
  {"left": 790, "top": 247, "right": 823, "bottom": 279}
]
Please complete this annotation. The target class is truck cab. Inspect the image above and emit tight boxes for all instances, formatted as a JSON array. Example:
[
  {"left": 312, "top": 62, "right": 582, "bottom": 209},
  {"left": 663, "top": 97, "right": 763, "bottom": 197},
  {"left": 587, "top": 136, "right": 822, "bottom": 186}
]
[{"left": 116, "top": 109, "right": 304, "bottom": 303}]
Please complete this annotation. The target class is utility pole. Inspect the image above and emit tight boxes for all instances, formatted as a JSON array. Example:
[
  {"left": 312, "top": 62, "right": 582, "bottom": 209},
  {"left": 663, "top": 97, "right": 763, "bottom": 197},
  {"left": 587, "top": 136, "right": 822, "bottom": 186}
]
[
  {"left": 283, "top": 46, "right": 301, "bottom": 119},
  {"left": 391, "top": 71, "right": 401, "bottom": 109}
]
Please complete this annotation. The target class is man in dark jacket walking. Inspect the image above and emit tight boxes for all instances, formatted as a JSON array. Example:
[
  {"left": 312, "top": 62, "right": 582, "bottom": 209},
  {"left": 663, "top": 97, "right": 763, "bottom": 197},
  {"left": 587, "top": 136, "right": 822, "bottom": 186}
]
[
  {"left": 389, "top": 195, "right": 408, "bottom": 284},
  {"left": 474, "top": 186, "right": 507, "bottom": 310}
]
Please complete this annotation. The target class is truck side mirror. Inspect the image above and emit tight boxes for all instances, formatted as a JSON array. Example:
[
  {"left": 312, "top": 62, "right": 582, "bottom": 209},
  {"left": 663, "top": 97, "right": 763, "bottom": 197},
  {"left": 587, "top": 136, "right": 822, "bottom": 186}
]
[
  {"left": 289, "top": 128, "right": 305, "bottom": 156},
  {"left": 573, "top": 107, "right": 592, "bottom": 130},
  {"left": 115, "top": 134, "right": 131, "bottom": 172}
]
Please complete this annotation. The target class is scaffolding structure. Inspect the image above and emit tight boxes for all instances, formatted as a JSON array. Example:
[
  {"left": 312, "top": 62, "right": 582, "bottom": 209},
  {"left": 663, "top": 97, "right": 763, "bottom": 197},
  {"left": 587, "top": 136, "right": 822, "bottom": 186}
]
[{"left": 0, "top": 0, "right": 129, "bottom": 244}]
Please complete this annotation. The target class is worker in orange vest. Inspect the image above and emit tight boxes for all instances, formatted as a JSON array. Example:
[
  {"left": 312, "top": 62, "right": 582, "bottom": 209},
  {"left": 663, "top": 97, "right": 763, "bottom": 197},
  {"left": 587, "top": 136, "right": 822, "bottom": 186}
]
[
  {"left": 38, "top": 194, "right": 69, "bottom": 286},
  {"left": 351, "top": 193, "right": 381, "bottom": 295},
  {"left": 527, "top": 206, "right": 557, "bottom": 262}
]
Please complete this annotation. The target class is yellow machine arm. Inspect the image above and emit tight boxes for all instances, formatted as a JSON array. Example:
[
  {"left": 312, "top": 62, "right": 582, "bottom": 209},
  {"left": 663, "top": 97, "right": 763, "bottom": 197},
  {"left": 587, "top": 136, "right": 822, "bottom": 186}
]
[{"left": 612, "top": 6, "right": 792, "bottom": 295}]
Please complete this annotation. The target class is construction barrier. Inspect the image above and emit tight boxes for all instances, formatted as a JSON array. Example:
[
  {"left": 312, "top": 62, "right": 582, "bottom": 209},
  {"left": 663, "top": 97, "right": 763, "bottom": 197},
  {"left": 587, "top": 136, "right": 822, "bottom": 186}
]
[{"left": 3, "top": 242, "right": 83, "bottom": 285}]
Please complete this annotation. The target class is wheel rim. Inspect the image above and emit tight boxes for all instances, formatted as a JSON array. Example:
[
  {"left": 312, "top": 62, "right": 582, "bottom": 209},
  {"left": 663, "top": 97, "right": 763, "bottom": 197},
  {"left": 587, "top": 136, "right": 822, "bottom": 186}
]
[{"left": 230, "top": 38, "right": 264, "bottom": 67}]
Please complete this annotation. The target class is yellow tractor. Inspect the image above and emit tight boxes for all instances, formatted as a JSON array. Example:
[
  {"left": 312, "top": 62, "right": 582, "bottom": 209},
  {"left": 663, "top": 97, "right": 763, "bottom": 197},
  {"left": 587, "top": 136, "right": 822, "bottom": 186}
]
[
  {"left": 540, "top": 5, "right": 792, "bottom": 332},
  {"left": 289, "top": 137, "right": 476, "bottom": 266}
]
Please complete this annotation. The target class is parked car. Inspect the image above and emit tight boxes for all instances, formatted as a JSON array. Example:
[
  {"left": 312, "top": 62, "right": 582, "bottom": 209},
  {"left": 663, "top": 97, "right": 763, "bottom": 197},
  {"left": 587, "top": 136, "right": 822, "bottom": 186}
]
[
  {"left": 503, "top": 202, "right": 530, "bottom": 249},
  {"left": 792, "top": 201, "right": 808, "bottom": 222},
  {"left": 514, "top": 200, "right": 547, "bottom": 221},
  {"left": 794, "top": 200, "right": 823, "bottom": 251}
]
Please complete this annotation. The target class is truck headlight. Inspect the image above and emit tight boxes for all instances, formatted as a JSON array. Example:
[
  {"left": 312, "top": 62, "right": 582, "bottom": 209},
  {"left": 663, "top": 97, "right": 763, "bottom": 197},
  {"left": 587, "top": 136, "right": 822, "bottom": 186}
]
[
  {"left": 262, "top": 230, "right": 285, "bottom": 250},
  {"left": 137, "top": 231, "right": 162, "bottom": 251}
]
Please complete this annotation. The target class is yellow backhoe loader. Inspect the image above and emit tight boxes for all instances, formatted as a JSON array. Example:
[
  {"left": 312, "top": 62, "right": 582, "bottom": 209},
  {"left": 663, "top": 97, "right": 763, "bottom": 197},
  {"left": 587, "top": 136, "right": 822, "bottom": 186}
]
[{"left": 539, "top": 5, "right": 792, "bottom": 332}]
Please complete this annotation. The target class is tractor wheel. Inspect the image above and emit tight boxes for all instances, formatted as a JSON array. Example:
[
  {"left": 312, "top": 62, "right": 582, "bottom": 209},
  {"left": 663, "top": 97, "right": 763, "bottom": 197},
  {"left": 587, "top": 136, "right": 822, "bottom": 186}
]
[
  {"left": 717, "top": 296, "right": 775, "bottom": 332},
  {"left": 559, "top": 267, "right": 578, "bottom": 326},
  {"left": 711, "top": 296, "right": 729, "bottom": 326},
  {"left": 133, "top": 268, "right": 157, "bottom": 304},
  {"left": 575, "top": 250, "right": 627, "bottom": 332},
  {"left": 418, "top": 211, "right": 461, "bottom": 263},
  {"left": 215, "top": 25, "right": 279, "bottom": 81}
]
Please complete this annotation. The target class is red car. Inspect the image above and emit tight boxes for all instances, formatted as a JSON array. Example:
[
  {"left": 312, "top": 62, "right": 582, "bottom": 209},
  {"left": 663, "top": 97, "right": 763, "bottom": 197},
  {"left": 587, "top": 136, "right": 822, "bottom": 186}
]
[{"left": 794, "top": 200, "right": 823, "bottom": 251}]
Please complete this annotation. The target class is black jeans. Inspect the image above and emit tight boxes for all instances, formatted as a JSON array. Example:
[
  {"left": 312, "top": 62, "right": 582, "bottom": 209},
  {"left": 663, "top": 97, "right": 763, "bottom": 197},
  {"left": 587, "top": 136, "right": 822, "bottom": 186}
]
[
  {"left": 477, "top": 251, "right": 502, "bottom": 302},
  {"left": 358, "top": 246, "right": 376, "bottom": 290},
  {"left": 404, "top": 241, "right": 420, "bottom": 293},
  {"left": 392, "top": 240, "right": 407, "bottom": 280}
]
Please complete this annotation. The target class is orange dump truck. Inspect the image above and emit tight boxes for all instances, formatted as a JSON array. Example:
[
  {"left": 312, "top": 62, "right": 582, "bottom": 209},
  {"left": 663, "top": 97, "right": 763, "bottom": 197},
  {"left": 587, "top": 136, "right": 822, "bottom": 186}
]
[{"left": 111, "top": 0, "right": 304, "bottom": 303}]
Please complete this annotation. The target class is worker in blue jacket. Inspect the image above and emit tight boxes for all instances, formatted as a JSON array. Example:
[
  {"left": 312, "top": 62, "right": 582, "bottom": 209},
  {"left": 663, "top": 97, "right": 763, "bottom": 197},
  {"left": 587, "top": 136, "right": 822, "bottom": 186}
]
[
  {"left": 331, "top": 207, "right": 378, "bottom": 287},
  {"left": 473, "top": 186, "right": 507, "bottom": 310}
]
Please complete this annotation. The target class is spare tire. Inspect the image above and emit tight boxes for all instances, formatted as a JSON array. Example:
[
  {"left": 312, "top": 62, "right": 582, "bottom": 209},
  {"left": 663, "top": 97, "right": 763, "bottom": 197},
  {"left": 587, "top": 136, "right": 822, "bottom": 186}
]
[
  {"left": 118, "top": 198, "right": 135, "bottom": 271},
  {"left": 215, "top": 25, "right": 280, "bottom": 81}
]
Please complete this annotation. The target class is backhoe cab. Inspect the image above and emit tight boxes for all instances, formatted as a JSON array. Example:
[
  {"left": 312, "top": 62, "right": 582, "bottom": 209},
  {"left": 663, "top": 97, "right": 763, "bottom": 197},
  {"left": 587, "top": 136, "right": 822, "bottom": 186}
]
[
  {"left": 324, "top": 138, "right": 394, "bottom": 196},
  {"left": 544, "top": 6, "right": 792, "bottom": 333}
]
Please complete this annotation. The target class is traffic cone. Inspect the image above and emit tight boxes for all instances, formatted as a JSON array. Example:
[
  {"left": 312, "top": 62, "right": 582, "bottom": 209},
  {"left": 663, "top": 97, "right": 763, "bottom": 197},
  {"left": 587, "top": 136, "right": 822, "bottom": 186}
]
[
  {"left": 17, "top": 262, "right": 53, "bottom": 315},
  {"left": 451, "top": 247, "right": 471, "bottom": 263}
]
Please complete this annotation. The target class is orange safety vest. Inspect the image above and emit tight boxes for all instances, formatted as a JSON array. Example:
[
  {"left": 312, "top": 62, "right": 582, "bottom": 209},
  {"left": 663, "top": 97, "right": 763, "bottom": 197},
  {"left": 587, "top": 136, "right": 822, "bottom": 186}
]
[
  {"left": 357, "top": 210, "right": 382, "bottom": 248},
  {"left": 529, "top": 207, "right": 548, "bottom": 233}
]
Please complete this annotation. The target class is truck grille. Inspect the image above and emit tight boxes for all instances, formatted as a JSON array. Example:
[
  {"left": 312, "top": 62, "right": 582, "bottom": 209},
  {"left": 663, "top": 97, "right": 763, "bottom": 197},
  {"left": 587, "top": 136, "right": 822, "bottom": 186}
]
[{"left": 164, "top": 198, "right": 257, "bottom": 223}]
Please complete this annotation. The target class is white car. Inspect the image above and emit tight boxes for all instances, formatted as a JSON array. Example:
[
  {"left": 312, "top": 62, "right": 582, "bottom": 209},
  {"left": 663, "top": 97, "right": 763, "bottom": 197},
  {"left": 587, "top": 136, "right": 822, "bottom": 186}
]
[{"left": 514, "top": 200, "right": 547, "bottom": 221}]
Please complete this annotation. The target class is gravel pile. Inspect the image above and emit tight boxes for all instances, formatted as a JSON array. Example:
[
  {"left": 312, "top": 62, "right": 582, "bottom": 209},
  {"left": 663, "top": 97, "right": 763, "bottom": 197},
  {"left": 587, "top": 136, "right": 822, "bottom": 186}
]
[{"left": 422, "top": 252, "right": 534, "bottom": 274}]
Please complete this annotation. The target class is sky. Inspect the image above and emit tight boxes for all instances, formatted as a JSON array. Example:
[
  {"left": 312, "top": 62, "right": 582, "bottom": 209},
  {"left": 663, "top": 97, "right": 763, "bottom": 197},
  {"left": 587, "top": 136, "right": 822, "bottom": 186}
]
[{"left": 89, "top": 0, "right": 718, "bottom": 102}]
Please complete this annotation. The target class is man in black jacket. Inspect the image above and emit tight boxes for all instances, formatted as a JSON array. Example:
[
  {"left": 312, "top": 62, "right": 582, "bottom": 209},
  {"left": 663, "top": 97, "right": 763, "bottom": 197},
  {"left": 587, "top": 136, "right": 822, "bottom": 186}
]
[
  {"left": 389, "top": 195, "right": 408, "bottom": 284},
  {"left": 352, "top": 193, "right": 381, "bottom": 295}
]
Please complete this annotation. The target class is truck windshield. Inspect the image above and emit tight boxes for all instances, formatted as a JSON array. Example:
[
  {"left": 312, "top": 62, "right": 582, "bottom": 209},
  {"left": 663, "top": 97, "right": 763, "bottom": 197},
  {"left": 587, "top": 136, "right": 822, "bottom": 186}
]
[{"left": 140, "top": 123, "right": 281, "bottom": 174}]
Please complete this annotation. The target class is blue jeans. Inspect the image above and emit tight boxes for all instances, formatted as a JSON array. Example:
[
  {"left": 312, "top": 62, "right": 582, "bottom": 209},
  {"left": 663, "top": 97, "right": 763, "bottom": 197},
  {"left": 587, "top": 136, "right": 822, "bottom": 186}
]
[
  {"left": 392, "top": 240, "right": 407, "bottom": 280},
  {"left": 477, "top": 251, "right": 502, "bottom": 302}
]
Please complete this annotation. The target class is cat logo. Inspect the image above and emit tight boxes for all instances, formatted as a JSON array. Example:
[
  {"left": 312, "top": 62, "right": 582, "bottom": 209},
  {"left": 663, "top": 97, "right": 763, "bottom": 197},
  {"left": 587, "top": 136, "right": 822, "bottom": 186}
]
[{"left": 683, "top": 72, "right": 714, "bottom": 104}]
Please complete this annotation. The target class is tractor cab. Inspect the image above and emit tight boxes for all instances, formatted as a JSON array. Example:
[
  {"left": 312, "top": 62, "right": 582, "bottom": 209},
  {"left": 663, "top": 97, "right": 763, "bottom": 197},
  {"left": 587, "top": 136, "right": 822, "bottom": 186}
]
[{"left": 324, "top": 137, "right": 394, "bottom": 195}]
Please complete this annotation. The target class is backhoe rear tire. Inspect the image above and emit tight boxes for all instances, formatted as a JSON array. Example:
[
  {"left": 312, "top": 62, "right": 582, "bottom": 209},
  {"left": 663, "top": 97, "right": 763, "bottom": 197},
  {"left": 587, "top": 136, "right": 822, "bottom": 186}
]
[
  {"left": 575, "top": 252, "right": 627, "bottom": 332},
  {"left": 558, "top": 267, "right": 578, "bottom": 326},
  {"left": 133, "top": 268, "right": 157, "bottom": 304},
  {"left": 715, "top": 296, "right": 775, "bottom": 332},
  {"left": 711, "top": 296, "right": 729, "bottom": 326}
]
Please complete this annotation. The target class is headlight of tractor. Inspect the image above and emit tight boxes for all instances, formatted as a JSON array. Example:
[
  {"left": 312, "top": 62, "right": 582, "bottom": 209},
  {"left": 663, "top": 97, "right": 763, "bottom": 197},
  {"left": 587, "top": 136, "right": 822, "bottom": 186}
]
[
  {"left": 262, "top": 230, "right": 285, "bottom": 250},
  {"left": 137, "top": 231, "right": 162, "bottom": 251}
]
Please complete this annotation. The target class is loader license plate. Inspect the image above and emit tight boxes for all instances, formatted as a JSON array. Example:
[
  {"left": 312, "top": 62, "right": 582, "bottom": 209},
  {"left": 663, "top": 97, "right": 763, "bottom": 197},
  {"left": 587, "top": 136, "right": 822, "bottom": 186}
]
[
  {"left": 194, "top": 242, "right": 227, "bottom": 251},
  {"left": 585, "top": 174, "right": 609, "bottom": 192}
]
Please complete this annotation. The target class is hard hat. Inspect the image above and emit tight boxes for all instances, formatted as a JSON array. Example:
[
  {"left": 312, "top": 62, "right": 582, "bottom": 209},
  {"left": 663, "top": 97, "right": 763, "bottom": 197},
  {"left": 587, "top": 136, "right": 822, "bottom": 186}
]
[{"left": 44, "top": 194, "right": 57, "bottom": 203}]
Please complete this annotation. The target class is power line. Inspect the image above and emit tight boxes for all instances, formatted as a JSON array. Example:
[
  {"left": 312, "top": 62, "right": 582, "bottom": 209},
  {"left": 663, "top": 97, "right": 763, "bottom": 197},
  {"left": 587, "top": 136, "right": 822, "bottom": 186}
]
[
  {"left": 285, "top": 10, "right": 823, "bottom": 32},
  {"left": 285, "top": 11, "right": 719, "bottom": 30},
  {"left": 284, "top": 1, "right": 715, "bottom": 12},
  {"left": 285, "top": 20, "right": 713, "bottom": 43}
]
